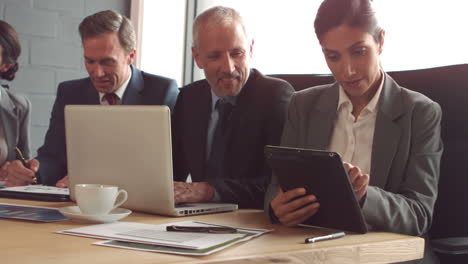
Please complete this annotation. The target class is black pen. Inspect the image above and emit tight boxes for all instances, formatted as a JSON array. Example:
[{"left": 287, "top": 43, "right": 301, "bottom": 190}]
[
  {"left": 166, "top": 225, "right": 237, "bottom": 234},
  {"left": 305, "top": 231, "right": 345, "bottom": 244},
  {"left": 15, "top": 147, "right": 37, "bottom": 184}
]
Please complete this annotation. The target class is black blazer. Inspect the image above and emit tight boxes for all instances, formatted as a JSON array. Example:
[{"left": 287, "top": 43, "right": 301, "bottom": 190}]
[
  {"left": 172, "top": 69, "right": 294, "bottom": 209},
  {"left": 37, "top": 65, "right": 179, "bottom": 185}
]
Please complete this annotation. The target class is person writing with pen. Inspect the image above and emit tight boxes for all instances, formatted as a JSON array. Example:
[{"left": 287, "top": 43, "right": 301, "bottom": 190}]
[
  {"left": 265, "top": 0, "right": 442, "bottom": 263},
  {"left": 0, "top": 20, "right": 37, "bottom": 186}
]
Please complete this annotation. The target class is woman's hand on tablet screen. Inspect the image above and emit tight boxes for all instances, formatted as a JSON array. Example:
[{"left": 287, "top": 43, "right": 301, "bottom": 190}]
[{"left": 343, "top": 162, "right": 369, "bottom": 202}]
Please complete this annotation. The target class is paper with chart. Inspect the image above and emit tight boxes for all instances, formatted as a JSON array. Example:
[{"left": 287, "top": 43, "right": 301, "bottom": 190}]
[{"left": 57, "top": 221, "right": 257, "bottom": 250}]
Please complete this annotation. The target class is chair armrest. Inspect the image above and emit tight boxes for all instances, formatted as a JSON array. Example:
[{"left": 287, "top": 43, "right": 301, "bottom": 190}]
[{"left": 432, "top": 237, "right": 468, "bottom": 255}]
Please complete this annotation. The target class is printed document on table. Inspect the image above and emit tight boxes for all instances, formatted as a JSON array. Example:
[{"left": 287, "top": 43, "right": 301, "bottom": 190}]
[
  {"left": 57, "top": 221, "right": 249, "bottom": 250},
  {"left": 93, "top": 222, "right": 271, "bottom": 256}
]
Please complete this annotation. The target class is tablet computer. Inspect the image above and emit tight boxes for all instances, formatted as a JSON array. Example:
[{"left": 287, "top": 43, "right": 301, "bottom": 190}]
[{"left": 265, "top": 145, "right": 368, "bottom": 233}]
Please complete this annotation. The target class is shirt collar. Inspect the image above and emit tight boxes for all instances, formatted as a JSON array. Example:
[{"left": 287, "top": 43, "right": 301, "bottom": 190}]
[
  {"left": 99, "top": 65, "right": 132, "bottom": 102},
  {"left": 210, "top": 89, "right": 237, "bottom": 112},
  {"left": 337, "top": 71, "right": 385, "bottom": 113}
]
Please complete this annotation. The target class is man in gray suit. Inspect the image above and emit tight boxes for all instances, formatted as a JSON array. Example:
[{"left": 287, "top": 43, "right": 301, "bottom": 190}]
[{"left": 6, "top": 10, "right": 178, "bottom": 187}]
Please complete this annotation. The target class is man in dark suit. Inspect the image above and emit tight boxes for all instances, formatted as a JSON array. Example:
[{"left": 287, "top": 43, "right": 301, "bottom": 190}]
[
  {"left": 6, "top": 10, "right": 178, "bottom": 186},
  {"left": 172, "top": 6, "right": 294, "bottom": 209}
]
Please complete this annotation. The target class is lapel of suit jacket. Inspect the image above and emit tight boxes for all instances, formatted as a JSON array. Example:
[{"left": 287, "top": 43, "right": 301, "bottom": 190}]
[
  {"left": 307, "top": 83, "right": 339, "bottom": 150},
  {"left": 226, "top": 69, "right": 256, "bottom": 146},
  {"left": 84, "top": 78, "right": 100, "bottom": 104},
  {"left": 189, "top": 83, "right": 212, "bottom": 179},
  {"left": 0, "top": 88, "right": 18, "bottom": 160},
  {"left": 121, "top": 65, "right": 144, "bottom": 105},
  {"left": 370, "top": 74, "right": 404, "bottom": 188}
]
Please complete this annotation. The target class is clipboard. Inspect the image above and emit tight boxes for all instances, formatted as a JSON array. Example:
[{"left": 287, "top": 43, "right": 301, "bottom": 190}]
[{"left": 265, "top": 145, "right": 368, "bottom": 233}]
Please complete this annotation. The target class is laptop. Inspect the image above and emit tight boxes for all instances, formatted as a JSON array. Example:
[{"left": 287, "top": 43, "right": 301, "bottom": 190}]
[
  {"left": 64, "top": 105, "right": 238, "bottom": 216},
  {"left": 265, "top": 145, "right": 368, "bottom": 233}
]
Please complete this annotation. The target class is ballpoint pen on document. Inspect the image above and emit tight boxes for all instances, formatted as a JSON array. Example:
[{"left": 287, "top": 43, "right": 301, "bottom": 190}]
[
  {"left": 15, "top": 147, "right": 38, "bottom": 184},
  {"left": 305, "top": 231, "right": 346, "bottom": 244},
  {"left": 166, "top": 225, "right": 237, "bottom": 234}
]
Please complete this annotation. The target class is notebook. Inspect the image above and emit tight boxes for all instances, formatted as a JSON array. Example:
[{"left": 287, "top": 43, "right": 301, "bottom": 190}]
[
  {"left": 64, "top": 105, "right": 238, "bottom": 216},
  {"left": 264, "top": 145, "right": 368, "bottom": 233}
]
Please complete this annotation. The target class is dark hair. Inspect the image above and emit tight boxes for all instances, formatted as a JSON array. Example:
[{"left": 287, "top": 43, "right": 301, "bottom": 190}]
[
  {"left": 79, "top": 10, "right": 135, "bottom": 53},
  {"left": 314, "top": 0, "right": 382, "bottom": 43},
  {"left": 0, "top": 20, "right": 21, "bottom": 81}
]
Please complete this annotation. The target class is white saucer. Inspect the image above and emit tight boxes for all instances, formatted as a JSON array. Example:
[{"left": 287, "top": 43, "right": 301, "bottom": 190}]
[{"left": 59, "top": 206, "right": 132, "bottom": 224}]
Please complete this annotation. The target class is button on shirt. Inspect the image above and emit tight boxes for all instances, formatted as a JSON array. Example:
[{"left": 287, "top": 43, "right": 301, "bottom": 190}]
[
  {"left": 98, "top": 67, "right": 132, "bottom": 105},
  {"left": 328, "top": 74, "right": 384, "bottom": 175}
]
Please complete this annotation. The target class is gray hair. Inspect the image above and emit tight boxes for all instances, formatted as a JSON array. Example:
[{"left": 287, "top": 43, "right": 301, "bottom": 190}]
[
  {"left": 79, "top": 10, "right": 136, "bottom": 53},
  {"left": 192, "top": 6, "right": 248, "bottom": 48}
]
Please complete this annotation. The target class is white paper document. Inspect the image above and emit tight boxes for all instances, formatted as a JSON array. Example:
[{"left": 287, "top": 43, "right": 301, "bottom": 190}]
[
  {"left": 93, "top": 221, "right": 272, "bottom": 256},
  {"left": 57, "top": 221, "right": 253, "bottom": 250}
]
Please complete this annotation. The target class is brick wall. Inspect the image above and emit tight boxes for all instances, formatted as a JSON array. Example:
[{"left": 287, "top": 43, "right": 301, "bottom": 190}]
[{"left": 0, "top": 0, "right": 130, "bottom": 155}]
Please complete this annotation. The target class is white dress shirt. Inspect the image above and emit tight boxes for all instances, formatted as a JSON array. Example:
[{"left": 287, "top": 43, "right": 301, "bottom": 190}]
[{"left": 328, "top": 74, "right": 384, "bottom": 175}]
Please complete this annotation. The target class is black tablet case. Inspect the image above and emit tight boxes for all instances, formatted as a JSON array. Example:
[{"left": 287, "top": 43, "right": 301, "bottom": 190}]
[
  {"left": 0, "top": 189, "right": 70, "bottom": 202},
  {"left": 265, "top": 145, "right": 368, "bottom": 233}
]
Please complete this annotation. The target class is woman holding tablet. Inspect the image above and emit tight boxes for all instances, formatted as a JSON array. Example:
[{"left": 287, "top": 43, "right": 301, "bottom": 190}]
[{"left": 265, "top": 0, "right": 442, "bottom": 262}]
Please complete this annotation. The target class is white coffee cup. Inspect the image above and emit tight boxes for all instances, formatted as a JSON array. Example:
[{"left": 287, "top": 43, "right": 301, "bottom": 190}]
[{"left": 75, "top": 184, "right": 128, "bottom": 215}]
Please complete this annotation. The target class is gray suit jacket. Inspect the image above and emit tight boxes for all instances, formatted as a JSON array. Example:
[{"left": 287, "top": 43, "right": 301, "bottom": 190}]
[
  {"left": 265, "top": 74, "right": 442, "bottom": 263},
  {"left": 0, "top": 86, "right": 31, "bottom": 162}
]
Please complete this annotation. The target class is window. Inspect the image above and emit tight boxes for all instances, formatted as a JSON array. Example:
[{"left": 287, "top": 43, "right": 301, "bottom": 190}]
[
  {"left": 136, "top": 0, "right": 468, "bottom": 85},
  {"left": 135, "top": 0, "right": 187, "bottom": 85}
]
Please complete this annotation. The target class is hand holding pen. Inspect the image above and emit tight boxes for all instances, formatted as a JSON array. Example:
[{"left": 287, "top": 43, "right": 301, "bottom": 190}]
[{"left": 3, "top": 148, "right": 40, "bottom": 186}]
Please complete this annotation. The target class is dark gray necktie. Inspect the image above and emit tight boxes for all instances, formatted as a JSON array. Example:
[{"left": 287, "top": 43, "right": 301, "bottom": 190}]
[{"left": 206, "top": 99, "right": 233, "bottom": 178}]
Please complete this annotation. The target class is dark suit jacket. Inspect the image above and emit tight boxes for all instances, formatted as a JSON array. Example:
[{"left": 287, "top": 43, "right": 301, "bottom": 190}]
[
  {"left": 0, "top": 86, "right": 31, "bottom": 161},
  {"left": 37, "top": 65, "right": 179, "bottom": 185},
  {"left": 264, "top": 74, "right": 442, "bottom": 263},
  {"left": 173, "top": 69, "right": 294, "bottom": 209}
]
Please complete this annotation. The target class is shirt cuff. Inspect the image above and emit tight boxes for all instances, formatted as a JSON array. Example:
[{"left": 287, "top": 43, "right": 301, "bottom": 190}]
[{"left": 209, "top": 188, "right": 222, "bottom": 202}]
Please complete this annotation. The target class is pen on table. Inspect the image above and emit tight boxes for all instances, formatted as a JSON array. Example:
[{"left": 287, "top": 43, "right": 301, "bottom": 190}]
[
  {"left": 166, "top": 225, "right": 237, "bottom": 234},
  {"left": 15, "top": 147, "right": 38, "bottom": 184},
  {"left": 305, "top": 231, "right": 346, "bottom": 244}
]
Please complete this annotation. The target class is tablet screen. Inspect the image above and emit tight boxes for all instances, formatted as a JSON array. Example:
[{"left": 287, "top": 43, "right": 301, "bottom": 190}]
[{"left": 265, "top": 145, "right": 368, "bottom": 233}]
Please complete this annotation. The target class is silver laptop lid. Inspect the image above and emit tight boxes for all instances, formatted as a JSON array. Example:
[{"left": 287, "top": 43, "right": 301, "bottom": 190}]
[{"left": 65, "top": 105, "right": 177, "bottom": 215}]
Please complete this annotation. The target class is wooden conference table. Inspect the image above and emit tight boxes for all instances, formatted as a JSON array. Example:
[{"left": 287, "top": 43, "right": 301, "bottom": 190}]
[{"left": 0, "top": 198, "right": 423, "bottom": 264}]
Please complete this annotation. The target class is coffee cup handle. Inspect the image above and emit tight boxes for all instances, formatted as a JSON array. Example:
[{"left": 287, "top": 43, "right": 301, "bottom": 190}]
[{"left": 112, "top": 189, "right": 128, "bottom": 210}]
